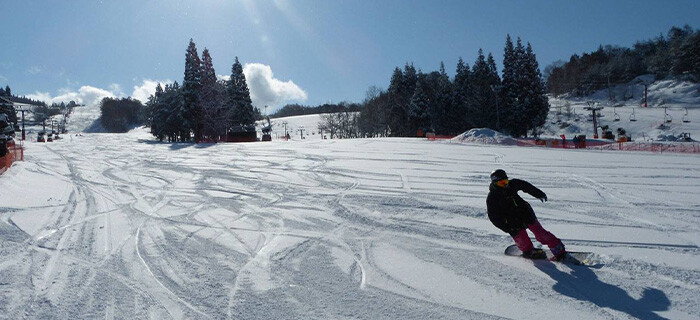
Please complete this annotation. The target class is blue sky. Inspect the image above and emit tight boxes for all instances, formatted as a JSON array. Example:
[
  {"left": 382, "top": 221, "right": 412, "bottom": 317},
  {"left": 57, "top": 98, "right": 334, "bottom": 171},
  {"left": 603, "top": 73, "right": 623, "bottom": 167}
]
[{"left": 1, "top": 0, "right": 699, "bottom": 111}]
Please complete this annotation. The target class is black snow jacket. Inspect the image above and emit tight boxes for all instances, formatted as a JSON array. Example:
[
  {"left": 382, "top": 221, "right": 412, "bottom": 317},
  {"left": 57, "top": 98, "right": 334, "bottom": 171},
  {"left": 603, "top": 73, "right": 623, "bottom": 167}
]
[{"left": 486, "top": 179, "right": 547, "bottom": 236}]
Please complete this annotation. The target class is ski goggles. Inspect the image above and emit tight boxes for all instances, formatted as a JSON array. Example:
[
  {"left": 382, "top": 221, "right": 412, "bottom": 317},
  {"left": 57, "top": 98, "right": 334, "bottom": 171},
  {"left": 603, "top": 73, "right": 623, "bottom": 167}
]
[{"left": 494, "top": 179, "right": 509, "bottom": 187}]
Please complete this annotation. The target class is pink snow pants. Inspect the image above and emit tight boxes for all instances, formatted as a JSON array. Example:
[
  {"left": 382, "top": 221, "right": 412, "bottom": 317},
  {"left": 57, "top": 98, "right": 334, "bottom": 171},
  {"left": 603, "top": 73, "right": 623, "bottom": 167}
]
[{"left": 512, "top": 220, "right": 562, "bottom": 252}]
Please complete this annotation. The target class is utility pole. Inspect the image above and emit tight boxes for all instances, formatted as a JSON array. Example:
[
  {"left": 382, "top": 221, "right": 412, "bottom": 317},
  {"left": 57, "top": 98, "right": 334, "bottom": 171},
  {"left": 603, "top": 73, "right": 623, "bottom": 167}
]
[{"left": 282, "top": 121, "right": 288, "bottom": 139}]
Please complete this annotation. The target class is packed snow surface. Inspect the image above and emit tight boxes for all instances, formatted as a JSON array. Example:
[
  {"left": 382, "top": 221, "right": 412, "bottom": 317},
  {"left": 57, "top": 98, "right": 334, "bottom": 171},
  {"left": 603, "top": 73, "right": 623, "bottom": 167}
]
[{"left": 1, "top": 125, "right": 698, "bottom": 319}]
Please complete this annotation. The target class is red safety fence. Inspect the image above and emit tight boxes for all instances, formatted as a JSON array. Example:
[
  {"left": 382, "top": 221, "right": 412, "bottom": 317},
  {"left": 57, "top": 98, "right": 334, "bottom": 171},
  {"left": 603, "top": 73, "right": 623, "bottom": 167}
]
[
  {"left": 0, "top": 141, "right": 24, "bottom": 175},
  {"left": 516, "top": 138, "right": 700, "bottom": 154},
  {"left": 516, "top": 138, "right": 612, "bottom": 149},
  {"left": 594, "top": 141, "right": 700, "bottom": 154},
  {"left": 426, "top": 133, "right": 456, "bottom": 141}
]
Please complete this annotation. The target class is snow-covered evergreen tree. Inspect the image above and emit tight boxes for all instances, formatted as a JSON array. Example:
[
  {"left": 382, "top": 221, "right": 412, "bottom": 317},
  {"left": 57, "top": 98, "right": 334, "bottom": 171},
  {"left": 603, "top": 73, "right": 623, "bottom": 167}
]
[
  {"left": 387, "top": 67, "right": 407, "bottom": 137},
  {"left": 146, "top": 83, "right": 164, "bottom": 138},
  {"left": 522, "top": 42, "right": 550, "bottom": 137},
  {"left": 227, "top": 57, "right": 256, "bottom": 129},
  {"left": 500, "top": 35, "right": 518, "bottom": 133},
  {"left": 408, "top": 77, "right": 430, "bottom": 135},
  {"left": 182, "top": 39, "right": 202, "bottom": 141},
  {"left": 469, "top": 49, "right": 501, "bottom": 129},
  {"left": 485, "top": 53, "right": 502, "bottom": 129},
  {"left": 452, "top": 57, "right": 471, "bottom": 132},
  {"left": 432, "top": 62, "right": 452, "bottom": 134},
  {"left": 199, "top": 48, "right": 226, "bottom": 140},
  {"left": 148, "top": 82, "right": 184, "bottom": 142}
]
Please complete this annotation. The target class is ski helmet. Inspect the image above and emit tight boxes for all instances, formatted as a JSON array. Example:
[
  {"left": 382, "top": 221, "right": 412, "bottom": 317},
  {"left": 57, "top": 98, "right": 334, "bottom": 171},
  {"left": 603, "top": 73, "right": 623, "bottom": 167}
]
[{"left": 490, "top": 169, "right": 508, "bottom": 182}]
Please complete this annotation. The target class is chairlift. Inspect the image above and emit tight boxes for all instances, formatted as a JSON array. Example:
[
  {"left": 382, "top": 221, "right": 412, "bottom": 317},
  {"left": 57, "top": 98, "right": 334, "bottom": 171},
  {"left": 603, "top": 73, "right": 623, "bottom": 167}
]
[
  {"left": 613, "top": 107, "right": 620, "bottom": 122},
  {"left": 629, "top": 108, "right": 637, "bottom": 122},
  {"left": 664, "top": 107, "right": 672, "bottom": 123},
  {"left": 682, "top": 108, "right": 690, "bottom": 123}
]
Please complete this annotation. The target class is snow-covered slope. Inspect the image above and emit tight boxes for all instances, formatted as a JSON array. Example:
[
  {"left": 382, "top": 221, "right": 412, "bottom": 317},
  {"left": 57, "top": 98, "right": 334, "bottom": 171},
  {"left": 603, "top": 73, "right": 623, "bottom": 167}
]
[
  {"left": 544, "top": 77, "right": 700, "bottom": 142},
  {"left": 1, "top": 127, "right": 698, "bottom": 319},
  {"left": 65, "top": 103, "right": 103, "bottom": 133},
  {"left": 259, "top": 113, "right": 330, "bottom": 141}
]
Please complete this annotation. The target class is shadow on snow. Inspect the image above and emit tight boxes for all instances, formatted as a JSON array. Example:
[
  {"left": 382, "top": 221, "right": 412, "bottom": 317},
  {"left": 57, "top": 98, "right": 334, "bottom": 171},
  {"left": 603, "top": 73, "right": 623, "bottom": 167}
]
[
  {"left": 535, "top": 263, "right": 670, "bottom": 320},
  {"left": 136, "top": 139, "right": 217, "bottom": 150}
]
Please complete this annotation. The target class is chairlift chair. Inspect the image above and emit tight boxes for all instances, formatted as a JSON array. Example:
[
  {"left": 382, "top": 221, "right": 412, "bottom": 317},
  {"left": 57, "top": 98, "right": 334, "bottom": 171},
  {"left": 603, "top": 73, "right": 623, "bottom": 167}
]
[
  {"left": 613, "top": 107, "right": 620, "bottom": 121},
  {"left": 683, "top": 108, "right": 690, "bottom": 123},
  {"left": 661, "top": 107, "right": 672, "bottom": 123},
  {"left": 629, "top": 108, "right": 637, "bottom": 122}
]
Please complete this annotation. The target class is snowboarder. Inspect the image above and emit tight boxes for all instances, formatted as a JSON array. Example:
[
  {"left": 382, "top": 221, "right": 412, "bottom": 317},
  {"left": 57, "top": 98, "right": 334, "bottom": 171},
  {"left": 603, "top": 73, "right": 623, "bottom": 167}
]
[{"left": 486, "top": 169, "right": 566, "bottom": 260}]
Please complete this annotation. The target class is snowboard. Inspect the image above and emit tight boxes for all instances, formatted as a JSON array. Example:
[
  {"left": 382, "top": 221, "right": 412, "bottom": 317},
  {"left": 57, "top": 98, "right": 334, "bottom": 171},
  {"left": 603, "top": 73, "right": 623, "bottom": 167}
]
[{"left": 504, "top": 244, "right": 602, "bottom": 268}]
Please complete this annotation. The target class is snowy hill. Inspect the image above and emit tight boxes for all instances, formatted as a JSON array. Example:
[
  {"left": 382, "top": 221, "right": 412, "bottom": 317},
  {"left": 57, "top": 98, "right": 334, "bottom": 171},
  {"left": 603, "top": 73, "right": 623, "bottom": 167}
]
[
  {"left": 544, "top": 77, "right": 700, "bottom": 142},
  {"left": 259, "top": 113, "right": 333, "bottom": 141},
  {"left": 64, "top": 103, "right": 103, "bottom": 133}
]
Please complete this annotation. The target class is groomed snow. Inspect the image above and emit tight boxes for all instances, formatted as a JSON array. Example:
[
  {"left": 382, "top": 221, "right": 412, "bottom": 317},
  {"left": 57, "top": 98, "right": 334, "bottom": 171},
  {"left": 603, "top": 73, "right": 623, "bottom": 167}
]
[{"left": 1, "top": 124, "right": 698, "bottom": 319}]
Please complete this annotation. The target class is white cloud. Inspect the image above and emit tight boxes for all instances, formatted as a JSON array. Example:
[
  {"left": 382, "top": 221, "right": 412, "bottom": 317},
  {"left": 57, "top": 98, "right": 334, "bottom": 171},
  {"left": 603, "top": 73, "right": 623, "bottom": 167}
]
[
  {"left": 27, "top": 85, "right": 117, "bottom": 106},
  {"left": 131, "top": 79, "right": 172, "bottom": 103},
  {"left": 25, "top": 92, "right": 53, "bottom": 105},
  {"left": 242, "top": 63, "right": 307, "bottom": 109},
  {"left": 109, "top": 84, "right": 125, "bottom": 97},
  {"left": 27, "top": 66, "right": 42, "bottom": 75}
]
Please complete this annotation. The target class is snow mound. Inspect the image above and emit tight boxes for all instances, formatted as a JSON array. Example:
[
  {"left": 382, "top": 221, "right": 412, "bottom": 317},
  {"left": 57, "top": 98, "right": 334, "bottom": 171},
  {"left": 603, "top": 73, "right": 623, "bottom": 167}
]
[{"left": 452, "top": 128, "right": 517, "bottom": 145}]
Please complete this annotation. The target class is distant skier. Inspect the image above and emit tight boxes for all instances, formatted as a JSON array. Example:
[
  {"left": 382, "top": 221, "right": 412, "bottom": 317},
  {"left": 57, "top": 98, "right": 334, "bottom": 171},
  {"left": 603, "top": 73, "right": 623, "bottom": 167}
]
[{"left": 486, "top": 169, "right": 566, "bottom": 260}]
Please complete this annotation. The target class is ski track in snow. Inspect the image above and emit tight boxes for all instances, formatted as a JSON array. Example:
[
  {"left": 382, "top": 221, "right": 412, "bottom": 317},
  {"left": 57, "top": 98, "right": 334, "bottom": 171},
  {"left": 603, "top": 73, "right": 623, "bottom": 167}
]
[{"left": 0, "top": 129, "right": 698, "bottom": 319}]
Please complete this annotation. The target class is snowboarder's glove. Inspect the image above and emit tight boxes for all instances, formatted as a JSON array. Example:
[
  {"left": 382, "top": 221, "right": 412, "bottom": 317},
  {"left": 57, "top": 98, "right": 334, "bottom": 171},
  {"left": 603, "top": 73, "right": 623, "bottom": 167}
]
[{"left": 539, "top": 195, "right": 547, "bottom": 202}]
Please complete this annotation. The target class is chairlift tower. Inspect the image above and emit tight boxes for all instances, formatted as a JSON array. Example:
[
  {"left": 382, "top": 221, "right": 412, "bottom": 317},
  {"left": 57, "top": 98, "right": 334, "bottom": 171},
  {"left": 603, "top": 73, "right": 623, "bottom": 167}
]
[
  {"left": 584, "top": 102, "right": 604, "bottom": 138},
  {"left": 282, "top": 121, "right": 288, "bottom": 138}
]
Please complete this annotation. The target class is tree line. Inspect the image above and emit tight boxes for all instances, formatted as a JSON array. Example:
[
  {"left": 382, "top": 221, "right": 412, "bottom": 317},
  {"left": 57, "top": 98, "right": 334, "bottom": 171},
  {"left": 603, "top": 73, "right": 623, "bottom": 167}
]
[
  {"left": 99, "top": 97, "right": 145, "bottom": 132},
  {"left": 546, "top": 25, "right": 700, "bottom": 97},
  {"left": 355, "top": 35, "right": 548, "bottom": 138},
  {"left": 145, "top": 39, "right": 261, "bottom": 142}
]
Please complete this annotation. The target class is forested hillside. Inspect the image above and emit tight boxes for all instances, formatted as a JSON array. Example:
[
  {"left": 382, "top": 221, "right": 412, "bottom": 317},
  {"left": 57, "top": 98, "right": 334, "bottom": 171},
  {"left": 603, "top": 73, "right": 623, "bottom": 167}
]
[{"left": 546, "top": 25, "right": 700, "bottom": 97}]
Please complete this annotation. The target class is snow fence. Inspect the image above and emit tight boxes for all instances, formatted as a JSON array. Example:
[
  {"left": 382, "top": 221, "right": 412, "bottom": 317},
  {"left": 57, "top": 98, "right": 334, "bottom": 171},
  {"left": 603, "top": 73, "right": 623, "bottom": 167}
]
[{"left": 0, "top": 140, "right": 23, "bottom": 175}]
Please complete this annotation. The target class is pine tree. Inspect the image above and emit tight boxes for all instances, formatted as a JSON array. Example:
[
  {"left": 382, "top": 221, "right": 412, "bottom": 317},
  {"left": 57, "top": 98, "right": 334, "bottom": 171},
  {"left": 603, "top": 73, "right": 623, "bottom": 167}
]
[
  {"left": 199, "top": 48, "right": 225, "bottom": 140},
  {"left": 485, "top": 53, "right": 502, "bottom": 130},
  {"left": 182, "top": 39, "right": 202, "bottom": 141},
  {"left": 502, "top": 38, "right": 528, "bottom": 136},
  {"left": 452, "top": 57, "right": 471, "bottom": 132},
  {"left": 3, "top": 85, "right": 10, "bottom": 97},
  {"left": 466, "top": 50, "right": 502, "bottom": 130},
  {"left": 146, "top": 83, "right": 163, "bottom": 129},
  {"left": 408, "top": 77, "right": 430, "bottom": 136},
  {"left": 431, "top": 62, "right": 452, "bottom": 134},
  {"left": 387, "top": 67, "right": 407, "bottom": 136},
  {"left": 169, "top": 82, "right": 187, "bottom": 142},
  {"left": 228, "top": 57, "right": 255, "bottom": 129},
  {"left": 522, "top": 42, "right": 550, "bottom": 137},
  {"left": 500, "top": 35, "right": 518, "bottom": 133}
]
